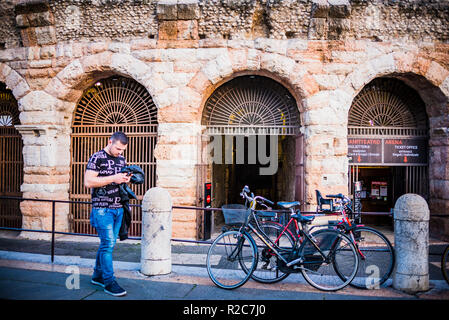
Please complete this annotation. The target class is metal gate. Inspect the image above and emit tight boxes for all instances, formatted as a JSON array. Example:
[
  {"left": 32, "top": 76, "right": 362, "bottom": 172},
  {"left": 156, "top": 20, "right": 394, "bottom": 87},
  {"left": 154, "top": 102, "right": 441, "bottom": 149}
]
[
  {"left": 0, "top": 87, "right": 23, "bottom": 228},
  {"left": 347, "top": 77, "right": 429, "bottom": 202},
  {"left": 69, "top": 76, "right": 157, "bottom": 236}
]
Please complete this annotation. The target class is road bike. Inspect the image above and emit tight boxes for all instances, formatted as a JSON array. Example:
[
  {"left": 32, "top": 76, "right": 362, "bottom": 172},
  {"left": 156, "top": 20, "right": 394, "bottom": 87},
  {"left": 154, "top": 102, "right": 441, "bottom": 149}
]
[
  {"left": 442, "top": 244, "right": 449, "bottom": 285},
  {"left": 206, "top": 186, "right": 359, "bottom": 291},
  {"left": 315, "top": 191, "right": 395, "bottom": 289}
]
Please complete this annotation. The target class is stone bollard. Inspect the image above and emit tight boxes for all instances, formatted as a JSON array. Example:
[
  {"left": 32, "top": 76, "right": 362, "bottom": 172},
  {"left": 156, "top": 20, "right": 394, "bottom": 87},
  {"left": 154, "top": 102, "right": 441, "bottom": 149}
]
[
  {"left": 393, "top": 193, "right": 430, "bottom": 293},
  {"left": 141, "top": 187, "right": 173, "bottom": 276}
]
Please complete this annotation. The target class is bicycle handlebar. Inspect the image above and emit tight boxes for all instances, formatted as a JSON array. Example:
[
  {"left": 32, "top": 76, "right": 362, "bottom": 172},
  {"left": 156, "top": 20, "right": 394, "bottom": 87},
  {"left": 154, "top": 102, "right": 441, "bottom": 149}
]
[{"left": 240, "top": 185, "right": 274, "bottom": 207}]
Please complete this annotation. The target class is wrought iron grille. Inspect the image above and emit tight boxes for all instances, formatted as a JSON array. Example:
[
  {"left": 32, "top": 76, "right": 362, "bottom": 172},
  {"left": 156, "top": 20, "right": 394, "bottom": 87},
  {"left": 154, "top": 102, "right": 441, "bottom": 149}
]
[
  {"left": 202, "top": 76, "right": 301, "bottom": 135},
  {"left": 0, "top": 86, "right": 23, "bottom": 228},
  {"left": 348, "top": 77, "right": 428, "bottom": 130},
  {"left": 70, "top": 76, "right": 158, "bottom": 236}
]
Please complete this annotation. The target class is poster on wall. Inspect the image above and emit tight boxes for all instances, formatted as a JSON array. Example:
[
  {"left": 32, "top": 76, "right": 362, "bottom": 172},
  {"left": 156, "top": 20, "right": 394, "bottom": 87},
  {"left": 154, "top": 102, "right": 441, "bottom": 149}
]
[{"left": 371, "top": 181, "right": 387, "bottom": 199}]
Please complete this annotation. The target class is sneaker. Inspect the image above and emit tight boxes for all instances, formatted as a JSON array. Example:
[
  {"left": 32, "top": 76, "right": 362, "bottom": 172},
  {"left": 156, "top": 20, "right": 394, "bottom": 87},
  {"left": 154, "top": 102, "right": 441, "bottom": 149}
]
[
  {"left": 104, "top": 280, "right": 127, "bottom": 297},
  {"left": 91, "top": 277, "right": 105, "bottom": 288}
]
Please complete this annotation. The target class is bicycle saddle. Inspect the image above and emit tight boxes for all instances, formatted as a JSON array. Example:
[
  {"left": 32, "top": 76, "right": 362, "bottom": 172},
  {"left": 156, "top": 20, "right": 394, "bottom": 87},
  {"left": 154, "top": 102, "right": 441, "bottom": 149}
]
[
  {"left": 277, "top": 201, "right": 300, "bottom": 209},
  {"left": 291, "top": 212, "right": 315, "bottom": 224}
]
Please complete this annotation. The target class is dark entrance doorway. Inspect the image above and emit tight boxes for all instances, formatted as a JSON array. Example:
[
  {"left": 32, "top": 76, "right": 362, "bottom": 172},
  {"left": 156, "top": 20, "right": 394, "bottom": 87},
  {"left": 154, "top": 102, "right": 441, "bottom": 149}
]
[
  {"left": 201, "top": 75, "right": 303, "bottom": 230},
  {"left": 348, "top": 77, "right": 429, "bottom": 228},
  {"left": 0, "top": 82, "right": 23, "bottom": 229}
]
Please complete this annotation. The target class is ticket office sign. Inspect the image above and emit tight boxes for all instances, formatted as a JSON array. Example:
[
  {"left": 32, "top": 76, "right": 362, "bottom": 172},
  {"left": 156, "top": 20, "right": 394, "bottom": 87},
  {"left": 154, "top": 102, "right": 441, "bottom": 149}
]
[
  {"left": 348, "top": 138, "right": 427, "bottom": 165},
  {"left": 383, "top": 138, "right": 427, "bottom": 164}
]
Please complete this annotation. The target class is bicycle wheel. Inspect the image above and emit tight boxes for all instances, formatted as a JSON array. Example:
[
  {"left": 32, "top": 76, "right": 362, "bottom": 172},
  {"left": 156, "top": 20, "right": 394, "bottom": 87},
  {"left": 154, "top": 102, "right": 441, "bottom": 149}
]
[
  {"left": 245, "top": 221, "right": 295, "bottom": 284},
  {"left": 206, "top": 230, "right": 258, "bottom": 290},
  {"left": 349, "top": 226, "right": 395, "bottom": 289},
  {"left": 442, "top": 244, "right": 449, "bottom": 285},
  {"left": 300, "top": 230, "right": 359, "bottom": 291}
]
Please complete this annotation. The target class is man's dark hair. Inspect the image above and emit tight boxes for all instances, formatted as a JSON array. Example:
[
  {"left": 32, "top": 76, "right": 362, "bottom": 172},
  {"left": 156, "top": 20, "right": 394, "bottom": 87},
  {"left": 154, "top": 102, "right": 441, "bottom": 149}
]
[{"left": 110, "top": 131, "right": 128, "bottom": 145}]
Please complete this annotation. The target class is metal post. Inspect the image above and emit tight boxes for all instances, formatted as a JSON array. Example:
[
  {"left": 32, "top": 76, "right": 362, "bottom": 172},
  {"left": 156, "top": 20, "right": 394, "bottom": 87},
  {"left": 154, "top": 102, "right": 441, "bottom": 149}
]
[{"left": 51, "top": 201, "right": 55, "bottom": 263}]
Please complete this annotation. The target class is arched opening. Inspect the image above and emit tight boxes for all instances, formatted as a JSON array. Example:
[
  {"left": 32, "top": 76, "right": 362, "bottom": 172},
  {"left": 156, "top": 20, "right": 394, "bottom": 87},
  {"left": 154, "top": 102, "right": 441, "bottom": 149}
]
[
  {"left": 201, "top": 75, "right": 303, "bottom": 229},
  {"left": 348, "top": 77, "right": 429, "bottom": 227},
  {"left": 0, "top": 82, "right": 23, "bottom": 228},
  {"left": 70, "top": 75, "right": 158, "bottom": 236}
]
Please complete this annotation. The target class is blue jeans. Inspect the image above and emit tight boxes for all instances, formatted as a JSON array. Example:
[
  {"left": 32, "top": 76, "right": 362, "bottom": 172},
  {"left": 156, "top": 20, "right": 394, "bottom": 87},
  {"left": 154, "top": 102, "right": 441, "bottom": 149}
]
[{"left": 90, "top": 207, "right": 123, "bottom": 286}]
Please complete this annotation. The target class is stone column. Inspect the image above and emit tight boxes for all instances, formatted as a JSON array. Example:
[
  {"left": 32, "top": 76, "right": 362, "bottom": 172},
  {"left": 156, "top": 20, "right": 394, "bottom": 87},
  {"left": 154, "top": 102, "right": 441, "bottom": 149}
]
[
  {"left": 141, "top": 187, "right": 173, "bottom": 276},
  {"left": 15, "top": 124, "right": 71, "bottom": 239},
  {"left": 303, "top": 89, "right": 351, "bottom": 221},
  {"left": 393, "top": 193, "right": 430, "bottom": 294},
  {"left": 429, "top": 128, "right": 449, "bottom": 241},
  {"left": 154, "top": 122, "right": 201, "bottom": 239}
]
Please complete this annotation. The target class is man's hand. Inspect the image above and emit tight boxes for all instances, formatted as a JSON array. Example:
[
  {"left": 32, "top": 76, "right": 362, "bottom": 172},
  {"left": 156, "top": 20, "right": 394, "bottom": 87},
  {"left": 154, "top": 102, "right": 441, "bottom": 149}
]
[
  {"left": 84, "top": 170, "right": 132, "bottom": 188},
  {"left": 113, "top": 173, "right": 132, "bottom": 184}
]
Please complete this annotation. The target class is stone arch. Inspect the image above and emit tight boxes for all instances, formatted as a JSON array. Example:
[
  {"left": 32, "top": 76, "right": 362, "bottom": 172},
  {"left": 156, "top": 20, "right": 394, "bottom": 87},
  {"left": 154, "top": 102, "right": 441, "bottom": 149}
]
[
  {"left": 0, "top": 63, "right": 31, "bottom": 101},
  {"left": 340, "top": 52, "right": 449, "bottom": 115},
  {"left": 187, "top": 49, "right": 312, "bottom": 124},
  {"left": 44, "top": 52, "right": 164, "bottom": 121},
  {"left": 341, "top": 52, "right": 449, "bottom": 239}
]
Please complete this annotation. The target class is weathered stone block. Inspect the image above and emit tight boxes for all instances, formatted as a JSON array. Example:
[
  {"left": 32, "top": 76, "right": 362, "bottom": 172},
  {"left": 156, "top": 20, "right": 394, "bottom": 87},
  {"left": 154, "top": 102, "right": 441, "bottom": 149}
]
[
  {"left": 178, "top": 0, "right": 200, "bottom": 20},
  {"left": 157, "top": 0, "right": 178, "bottom": 20},
  {"left": 308, "top": 18, "right": 328, "bottom": 40},
  {"left": 159, "top": 20, "right": 178, "bottom": 40},
  {"left": 177, "top": 20, "right": 199, "bottom": 40},
  {"left": 35, "top": 26, "right": 57, "bottom": 45}
]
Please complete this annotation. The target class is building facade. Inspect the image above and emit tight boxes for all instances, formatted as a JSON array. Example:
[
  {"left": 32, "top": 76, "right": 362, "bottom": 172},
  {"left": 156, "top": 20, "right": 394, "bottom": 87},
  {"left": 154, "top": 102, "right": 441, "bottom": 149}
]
[{"left": 0, "top": 0, "right": 448, "bottom": 240}]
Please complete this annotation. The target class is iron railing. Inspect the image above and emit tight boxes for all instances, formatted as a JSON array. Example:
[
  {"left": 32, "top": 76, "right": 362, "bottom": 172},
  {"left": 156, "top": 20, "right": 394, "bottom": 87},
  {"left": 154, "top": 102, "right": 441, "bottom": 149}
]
[{"left": 0, "top": 195, "right": 393, "bottom": 263}]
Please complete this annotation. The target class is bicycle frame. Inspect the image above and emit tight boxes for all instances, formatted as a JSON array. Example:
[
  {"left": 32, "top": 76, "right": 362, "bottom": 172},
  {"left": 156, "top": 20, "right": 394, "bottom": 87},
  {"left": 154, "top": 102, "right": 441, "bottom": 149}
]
[
  {"left": 241, "top": 194, "right": 333, "bottom": 267},
  {"left": 328, "top": 197, "right": 368, "bottom": 259}
]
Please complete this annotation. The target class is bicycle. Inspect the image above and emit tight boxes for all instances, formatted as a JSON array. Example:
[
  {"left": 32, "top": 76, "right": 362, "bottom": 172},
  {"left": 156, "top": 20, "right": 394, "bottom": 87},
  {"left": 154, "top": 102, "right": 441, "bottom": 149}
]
[
  {"left": 206, "top": 186, "right": 360, "bottom": 291},
  {"left": 315, "top": 192, "right": 395, "bottom": 289},
  {"left": 442, "top": 244, "right": 449, "bottom": 285}
]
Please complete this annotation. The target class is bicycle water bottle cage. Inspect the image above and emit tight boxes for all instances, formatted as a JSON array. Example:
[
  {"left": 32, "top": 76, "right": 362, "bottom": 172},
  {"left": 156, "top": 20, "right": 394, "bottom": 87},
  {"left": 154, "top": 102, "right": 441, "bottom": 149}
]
[{"left": 277, "top": 201, "right": 300, "bottom": 209}]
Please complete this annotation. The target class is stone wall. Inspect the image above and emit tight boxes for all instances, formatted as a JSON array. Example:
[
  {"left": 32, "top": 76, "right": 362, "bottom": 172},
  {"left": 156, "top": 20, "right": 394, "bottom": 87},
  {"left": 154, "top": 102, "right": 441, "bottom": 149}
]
[
  {"left": 0, "top": 0, "right": 448, "bottom": 239},
  {"left": 2, "top": 0, "right": 448, "bottom": 48}
]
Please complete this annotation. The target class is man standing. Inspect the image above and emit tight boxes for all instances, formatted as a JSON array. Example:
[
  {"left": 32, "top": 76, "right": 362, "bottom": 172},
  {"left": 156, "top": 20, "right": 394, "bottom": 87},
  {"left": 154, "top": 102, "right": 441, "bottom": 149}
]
[{"left": 84, "top": 131, "right": 131, "bottom": 297}]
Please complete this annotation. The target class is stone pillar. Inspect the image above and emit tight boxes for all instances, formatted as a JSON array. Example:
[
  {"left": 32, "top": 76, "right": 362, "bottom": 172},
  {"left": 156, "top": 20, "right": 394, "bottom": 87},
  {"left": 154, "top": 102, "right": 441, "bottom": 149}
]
[
  {"left": 15, "top": 124, "right": 70, "bottom": 239},
  {"left": 429, "top": 128, "right": 449, "bottom": 241},
  {"left": 393, "top": 193, "right": 430, "bottom": 294},
  {"left": 141, "top": 187, "right": 173, "bottom": 276},
  {"left": 303, "top": 89, "right": 351, "bottom": 220},
  {"left": 154, "top": 123, "right": 201, "bottom": 239}
]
